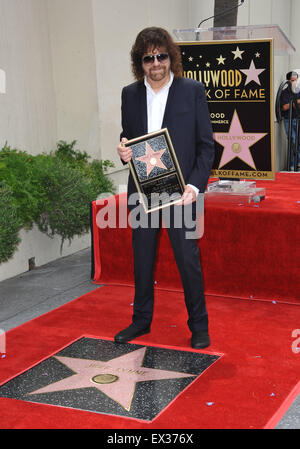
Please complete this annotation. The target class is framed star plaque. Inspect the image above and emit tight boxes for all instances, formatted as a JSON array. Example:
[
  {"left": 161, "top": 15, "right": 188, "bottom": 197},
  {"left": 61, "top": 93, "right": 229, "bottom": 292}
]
[
  {"left": 178, "top": 39, "right": 275, "bottom": 180},
  {"left": 125, "top": 128, "right": 185, "bottom": 213}
]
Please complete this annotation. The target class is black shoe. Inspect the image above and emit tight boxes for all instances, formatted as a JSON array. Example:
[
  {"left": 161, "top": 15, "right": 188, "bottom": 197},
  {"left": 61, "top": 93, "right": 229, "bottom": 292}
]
[
  {"left": 114, "top": 323, "right": 151, "bottom": 343},
  {"left": 191, "top": 331, "right": 210, "bottom": 349}
]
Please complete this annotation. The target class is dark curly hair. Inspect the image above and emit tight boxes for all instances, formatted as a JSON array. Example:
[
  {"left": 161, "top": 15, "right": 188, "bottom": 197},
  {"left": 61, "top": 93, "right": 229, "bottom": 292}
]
[{"left": 131, "top": 27, "right": 183, "bottom": 81}]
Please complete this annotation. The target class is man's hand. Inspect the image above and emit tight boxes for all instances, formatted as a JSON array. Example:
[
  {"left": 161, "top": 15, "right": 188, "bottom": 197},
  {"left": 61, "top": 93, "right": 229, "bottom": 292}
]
[
  {"left": 176, "top": 185, "right": 197, "bottom": 206},
  {"left": 117, "top": 137, "right": 132, "bottom": 163}
]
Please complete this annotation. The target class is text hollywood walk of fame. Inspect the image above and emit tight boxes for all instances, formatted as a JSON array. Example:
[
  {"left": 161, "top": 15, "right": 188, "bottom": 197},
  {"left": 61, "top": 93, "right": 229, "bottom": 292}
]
[{"left": 180, "top": 43, "right": 269, "bottom": 101}]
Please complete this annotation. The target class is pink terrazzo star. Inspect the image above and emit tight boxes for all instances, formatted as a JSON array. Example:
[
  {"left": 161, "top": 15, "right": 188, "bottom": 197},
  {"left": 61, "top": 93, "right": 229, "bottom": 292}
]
[
  {"left": 213, "top": 110, "right": 267, "bottom": 169},
  {"left": 135, "top": 142, "right": 167, "bottom": 176},
  {"left": 27, "top": 348, "right": 196, "bottom": 411}
]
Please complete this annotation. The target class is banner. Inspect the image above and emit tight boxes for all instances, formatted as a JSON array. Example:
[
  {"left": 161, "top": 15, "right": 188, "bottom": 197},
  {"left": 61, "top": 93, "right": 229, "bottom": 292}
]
[{"left": 179, "top": 39, "right": 275, "bottom": 180}]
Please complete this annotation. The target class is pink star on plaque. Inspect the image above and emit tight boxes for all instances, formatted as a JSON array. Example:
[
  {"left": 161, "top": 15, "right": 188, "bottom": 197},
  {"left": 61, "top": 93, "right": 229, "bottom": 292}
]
[
  {"left": 213, "top": 110, "right": 267, "bottom": 169},
  {"left": 240, "top": 59, "right": 265, "bottom": 86},
  {"left": 27, "top": 348, "right": 195, "bottom": 411},
  {"left": 135, "top": 142, "right": 167, "bottom": 176}
]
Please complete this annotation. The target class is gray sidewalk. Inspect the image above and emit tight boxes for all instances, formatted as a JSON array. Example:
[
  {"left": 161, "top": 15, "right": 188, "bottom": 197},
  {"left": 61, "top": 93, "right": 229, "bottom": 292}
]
[
  {"left": 0, "top": 248, "right": 100, "bottom": 332},
  {"left": 0, "top": 247, "right": 298, "bottom": 429}
]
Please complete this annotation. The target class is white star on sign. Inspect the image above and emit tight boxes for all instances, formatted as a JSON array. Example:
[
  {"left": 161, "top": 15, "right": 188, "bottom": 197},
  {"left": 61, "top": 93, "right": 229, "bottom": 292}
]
[
  {"left": 231, "top": 46, "right": 244, "bottom": 60},
  {"left": 216, "top": 55, "right": 226, "bottom": 65}
]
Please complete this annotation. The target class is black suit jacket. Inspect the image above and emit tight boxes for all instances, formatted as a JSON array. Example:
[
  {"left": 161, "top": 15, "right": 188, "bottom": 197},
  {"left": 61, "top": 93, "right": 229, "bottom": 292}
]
[{"left": 120, "top": 76, "right": 215, "bottom": 198}]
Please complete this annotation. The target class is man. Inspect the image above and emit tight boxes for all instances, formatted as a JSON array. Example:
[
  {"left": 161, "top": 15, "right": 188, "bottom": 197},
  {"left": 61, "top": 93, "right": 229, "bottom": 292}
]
[
  {"left": 281, "top": 71, "right": 300, "bottom": 171},
  {"left": 114, "top": 27, "right": 215, "bottom": 349}
]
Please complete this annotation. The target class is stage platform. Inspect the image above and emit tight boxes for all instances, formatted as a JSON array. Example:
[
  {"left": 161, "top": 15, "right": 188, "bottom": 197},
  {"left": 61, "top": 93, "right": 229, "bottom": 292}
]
[{"left": 91, "top": 172, "right": 300, "bottom": 305}]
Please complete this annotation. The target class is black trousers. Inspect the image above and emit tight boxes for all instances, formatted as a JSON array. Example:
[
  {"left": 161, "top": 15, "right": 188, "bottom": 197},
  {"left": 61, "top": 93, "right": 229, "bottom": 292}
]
[{"left": 130, "top": 203, "right": 208, "bottom": 333}]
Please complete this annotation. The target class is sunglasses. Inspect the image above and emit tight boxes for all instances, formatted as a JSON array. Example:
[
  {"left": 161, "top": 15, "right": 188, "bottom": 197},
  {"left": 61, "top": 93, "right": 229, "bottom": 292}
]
[{"left": 142, "top": 53, "right": 169, "bottom": 64}]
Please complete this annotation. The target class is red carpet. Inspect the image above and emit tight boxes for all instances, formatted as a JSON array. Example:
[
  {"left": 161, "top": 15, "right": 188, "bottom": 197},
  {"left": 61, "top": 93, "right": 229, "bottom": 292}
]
[
  {"left": 0, "top": 285, "right": 299, "bottom": 429},
  {"left": 1, "top": 172, "right": 299, "bottom": 429},
  {"left": 92, "top": 172, "right": 300, "bottom": 304}
]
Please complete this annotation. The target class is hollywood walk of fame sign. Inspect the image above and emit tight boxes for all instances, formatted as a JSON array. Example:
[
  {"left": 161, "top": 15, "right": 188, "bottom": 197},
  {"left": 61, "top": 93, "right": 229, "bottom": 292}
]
[
  {"left": 125, "top": 128, "right": 185, "bottom": 213},
  {"left": 179, "top": 39, "right": 275, "bottom": 180},
  {"left": 0, "top": 337, "right": 221, "bottom": 421}
]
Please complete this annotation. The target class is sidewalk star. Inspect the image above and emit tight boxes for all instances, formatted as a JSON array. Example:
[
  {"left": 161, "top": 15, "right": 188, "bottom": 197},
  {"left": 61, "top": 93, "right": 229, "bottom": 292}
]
[{"left": 27, "top": 347, "right": 196, "bottom": 411}]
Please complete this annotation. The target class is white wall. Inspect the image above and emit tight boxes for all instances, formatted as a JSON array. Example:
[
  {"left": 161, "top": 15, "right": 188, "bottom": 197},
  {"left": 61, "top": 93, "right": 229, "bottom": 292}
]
[
  {"left": 0, "top": 0, "right": 298, "bottom": 281},
  {"left": 94, "top": 0, "right": 295, "bottom": 177},
  {"left": 290, "top": 0, "right": 300, "bottom": 69},
  {"left": 0, "top": 0, "right": 193, "bottom": 281},
  {"left": 188, "top": 0, "right": 215, "bottom": 28},
  {"left": 0, "top": 0, "right": 297, "bottom": 175},
  {"left": 237, "top": 0, "right": 292, "bottom": 91},
  {"left": 236, "top": 0, "right": 293, "bottom": 171},
  {"left": 46, "top": 0, "right": 101, "bottom": 160},
  {"left": 0, "top": 0, "right": 99, "bottom": 280},
  {"left": 0, "top": 0, "right": 56, "bottom": 154}
]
